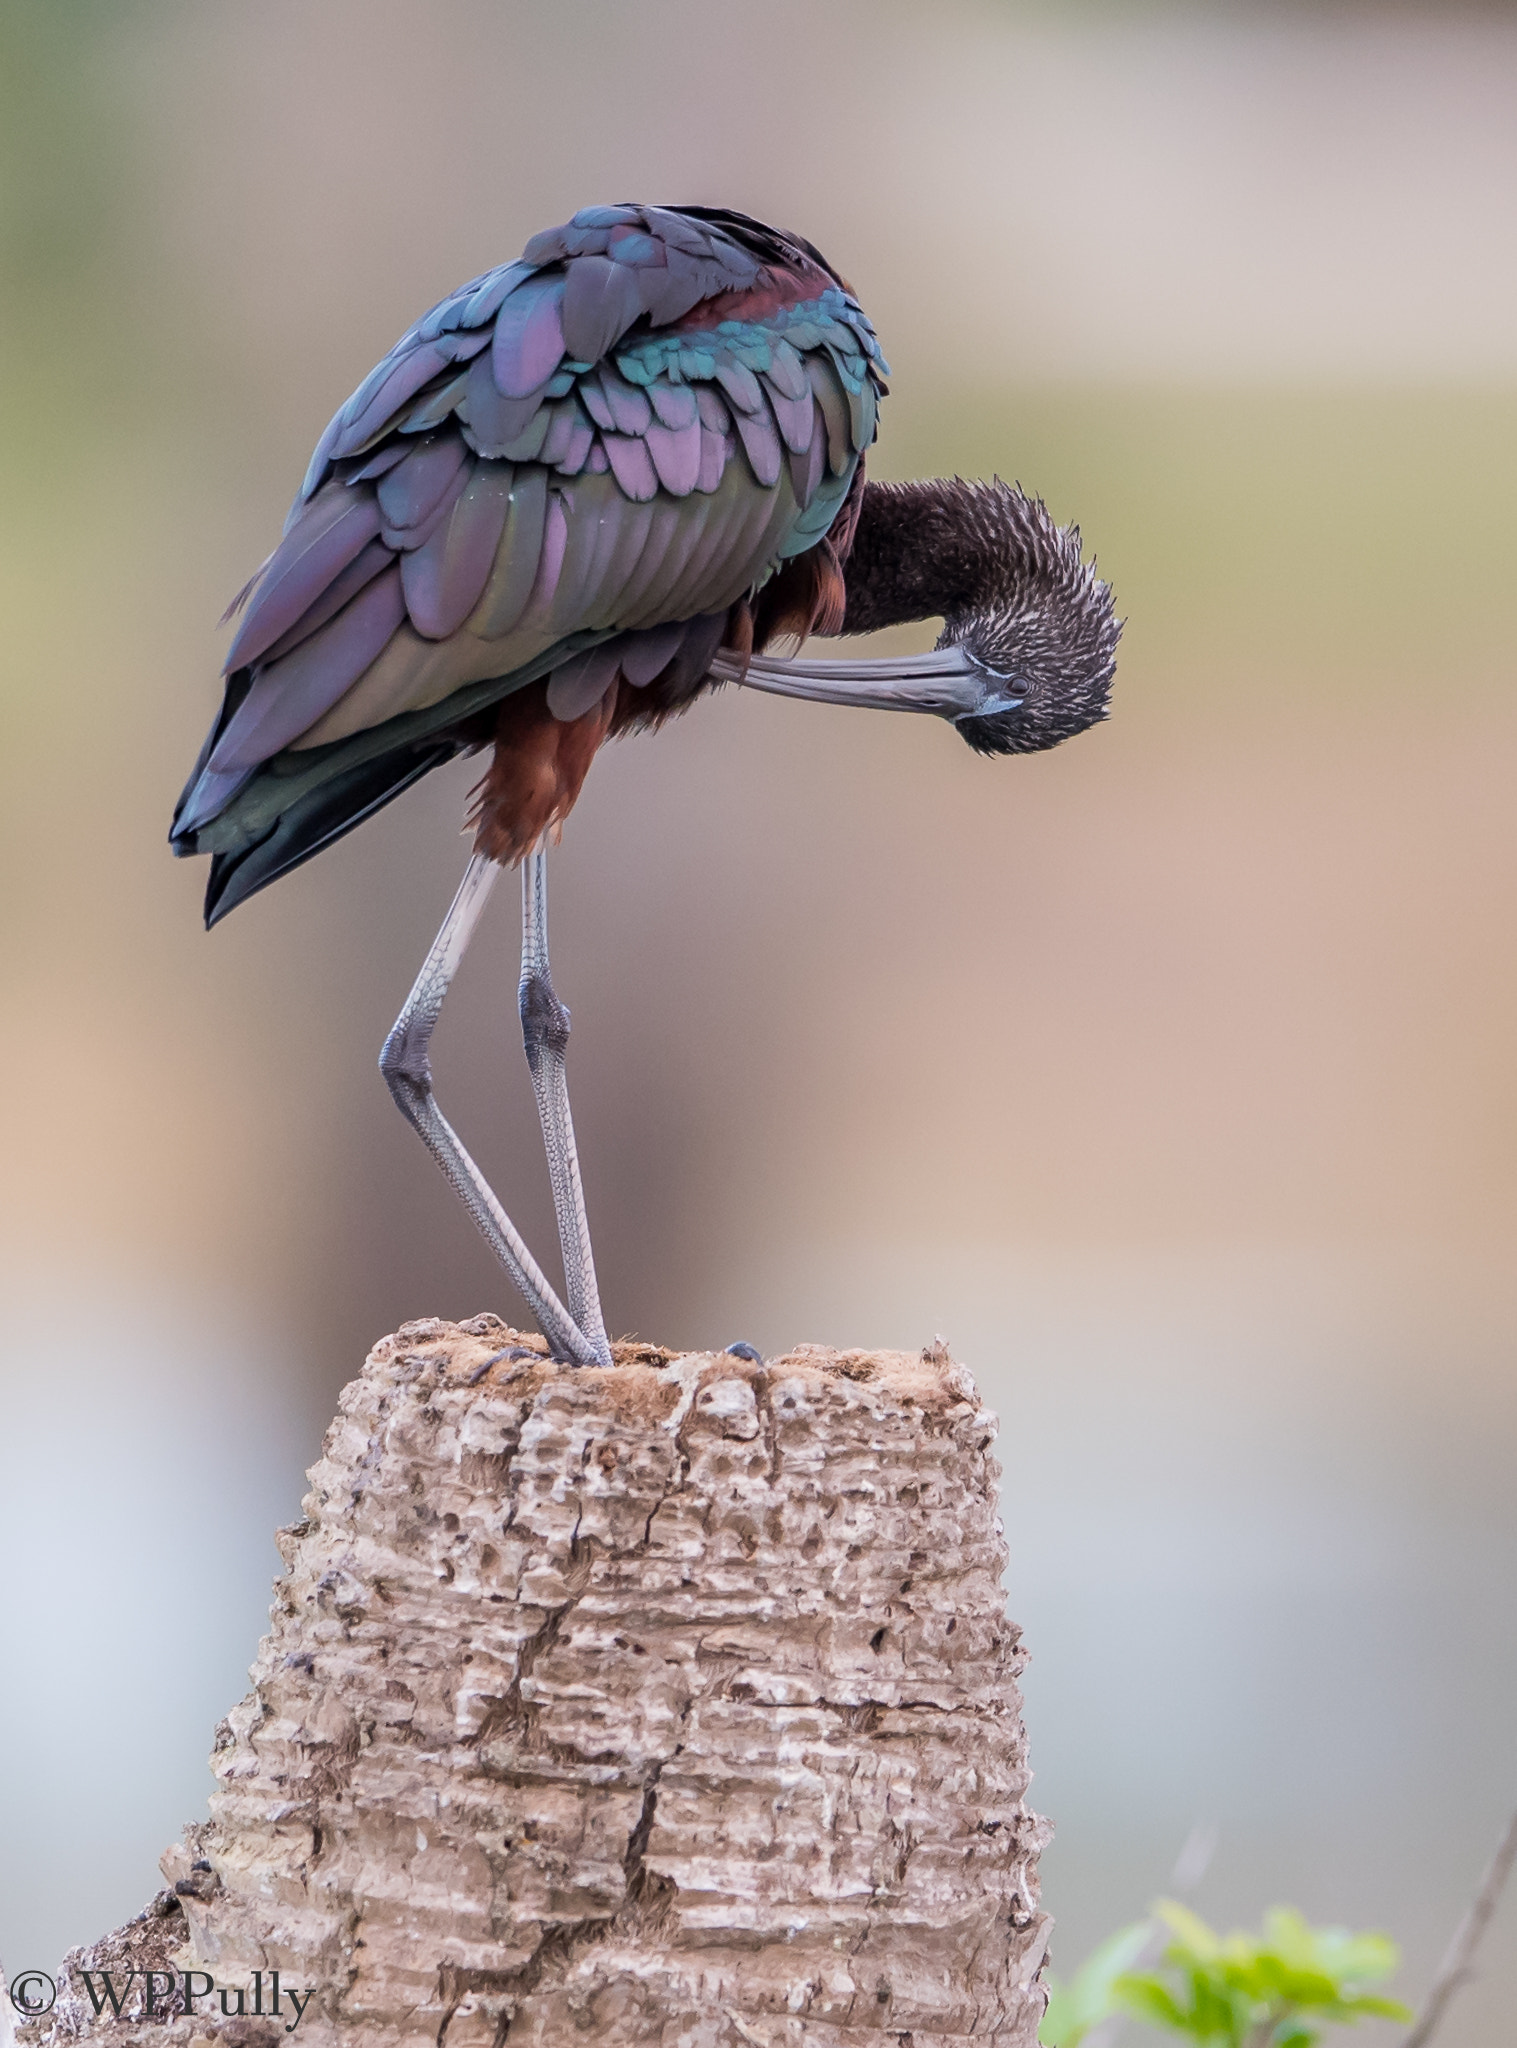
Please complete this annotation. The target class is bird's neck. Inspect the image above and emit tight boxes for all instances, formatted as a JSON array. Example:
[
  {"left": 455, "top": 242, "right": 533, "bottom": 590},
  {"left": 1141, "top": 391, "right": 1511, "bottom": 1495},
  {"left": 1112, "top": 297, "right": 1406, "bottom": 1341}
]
[{"left": 839, "top": 479, "right": 1015, "bottom": 636}]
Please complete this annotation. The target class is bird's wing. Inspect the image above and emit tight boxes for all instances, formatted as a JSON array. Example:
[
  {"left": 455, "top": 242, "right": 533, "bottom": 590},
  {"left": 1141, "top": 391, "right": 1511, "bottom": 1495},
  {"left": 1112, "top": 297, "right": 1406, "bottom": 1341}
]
[{"left": 172, "top": 204, "right": 887, "bottom": 866}]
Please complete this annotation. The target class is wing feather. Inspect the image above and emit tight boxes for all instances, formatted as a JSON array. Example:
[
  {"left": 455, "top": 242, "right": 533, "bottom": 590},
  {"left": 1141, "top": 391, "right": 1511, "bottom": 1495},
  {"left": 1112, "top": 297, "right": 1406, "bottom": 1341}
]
[
  {"left": 491, "top": 273, "right": 567, "bottom": 398},
  {"left": 178, "top": 203, "right": 891, "bottom": 875},
  {"left": 644, "top": 416, "right": 702, "bottom": 496},
  {"left": 733, "top": 398, "right": 784, "bottom": 488},
  {"left": 805, "top": 354, "right": 854, "bottom": 476},
  {"left": 225, "top": 483, "right": 383, "bottom": 673},
  {"left": 401, "top": 460, "right": 514, "bottom": 639},
  {"left": 208, "top": 566, "right": 407, "bottom": 775},
  {"left": 260, "top": 536, "right": 393, "bottom": 665},
  {"left": 545, "top": 641, "right": 623, "bottom": 720},
  {"left": 561, "top": 256, "right": 645, "bottom": 366},
  {"left": 461, "top": 349, "right": 547, "bottom": 457},
  {"left": 603, "top": 432, "right": 659, "bottom": 502},
  {"left": 376, "top": 433, "right": 470, "bottom": 535},
  {"left": 467, "top": 466, "right": 540, "bottom": 638}
]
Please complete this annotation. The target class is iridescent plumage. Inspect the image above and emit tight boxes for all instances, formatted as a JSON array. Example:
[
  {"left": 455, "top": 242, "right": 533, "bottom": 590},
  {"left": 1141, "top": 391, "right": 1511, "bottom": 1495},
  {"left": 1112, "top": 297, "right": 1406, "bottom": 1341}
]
[
  {"left": 172, "top": 204, "right": 887, "bottom": 923},
  {"left": 171, "top": 203, "right": 1120, "bottom": 1365}
]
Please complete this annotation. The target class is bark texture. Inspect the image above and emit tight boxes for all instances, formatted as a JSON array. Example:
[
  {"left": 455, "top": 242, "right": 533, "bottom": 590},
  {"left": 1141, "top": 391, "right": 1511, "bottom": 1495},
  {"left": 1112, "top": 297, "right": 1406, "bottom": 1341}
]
[{"left": 26, "top": 1319, "right": 1048, "bottom": 2046}]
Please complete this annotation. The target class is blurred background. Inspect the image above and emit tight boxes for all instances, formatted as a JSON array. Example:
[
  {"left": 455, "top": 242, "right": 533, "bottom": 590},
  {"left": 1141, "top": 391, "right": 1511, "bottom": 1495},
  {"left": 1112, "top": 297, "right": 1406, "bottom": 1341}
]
[{"left": 1, "top": 0, "right": 1515, "bottom": 2035}]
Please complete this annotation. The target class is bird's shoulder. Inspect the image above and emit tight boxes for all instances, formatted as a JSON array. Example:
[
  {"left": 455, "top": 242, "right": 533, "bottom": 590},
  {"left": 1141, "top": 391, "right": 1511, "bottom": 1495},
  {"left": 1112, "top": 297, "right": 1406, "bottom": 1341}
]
[{"left": 296, "top": 203, "right": 887, "bottom": 514}]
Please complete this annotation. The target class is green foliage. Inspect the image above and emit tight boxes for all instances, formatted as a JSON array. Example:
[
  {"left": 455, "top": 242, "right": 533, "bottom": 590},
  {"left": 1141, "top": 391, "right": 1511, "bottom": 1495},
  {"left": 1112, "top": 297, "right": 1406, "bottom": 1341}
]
[
  {"left": 1040, "top": 1902, "right": 1410, "bottom": 2048},
  {"left": 1041, "top": 1920, "right": 1152, "bottom": 2046}
]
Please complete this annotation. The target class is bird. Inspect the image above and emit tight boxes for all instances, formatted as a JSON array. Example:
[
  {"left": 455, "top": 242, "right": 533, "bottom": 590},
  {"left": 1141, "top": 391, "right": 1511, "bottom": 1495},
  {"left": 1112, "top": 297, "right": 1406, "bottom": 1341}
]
[{"left": 172, "top": 202, "right": 1119, "bottom": 1369}]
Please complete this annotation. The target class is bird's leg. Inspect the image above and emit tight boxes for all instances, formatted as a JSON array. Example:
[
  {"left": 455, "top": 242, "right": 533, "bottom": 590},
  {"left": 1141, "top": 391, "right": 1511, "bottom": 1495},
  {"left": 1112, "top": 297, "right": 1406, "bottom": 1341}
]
[
  {"left": 379, "top": 853, "right": 601, "bottom": 1366},
  {"left": 518, "top": 846, "right": 612, "bottom": 1367}
]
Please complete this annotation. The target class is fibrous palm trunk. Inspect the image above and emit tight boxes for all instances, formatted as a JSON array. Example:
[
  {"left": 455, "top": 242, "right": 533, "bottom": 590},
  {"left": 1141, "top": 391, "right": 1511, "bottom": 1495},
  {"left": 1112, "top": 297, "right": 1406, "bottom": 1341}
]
[{"left": 25, "top": 1321, "right": 1049, "bottom": 2046}]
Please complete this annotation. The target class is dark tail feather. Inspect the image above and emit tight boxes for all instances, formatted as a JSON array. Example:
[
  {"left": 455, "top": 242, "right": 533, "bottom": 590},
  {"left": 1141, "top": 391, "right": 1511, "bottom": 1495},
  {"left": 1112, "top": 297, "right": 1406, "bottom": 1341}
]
[
  {"left": 202, "top": 740, "right": 459, "bottom": 927},
  {"left": 171, "top": 668, "right": 256, "bottom": 838}
]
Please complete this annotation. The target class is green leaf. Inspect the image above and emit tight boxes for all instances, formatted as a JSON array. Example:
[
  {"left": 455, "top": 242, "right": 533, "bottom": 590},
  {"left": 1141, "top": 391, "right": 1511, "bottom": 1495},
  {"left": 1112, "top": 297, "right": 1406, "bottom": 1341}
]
[
  {"left": 1273, "top": 2024, "right": 1321, "bottom": 2048},
  {"left": 1101, "top": 1902, "right": 1406, "bottom": 2046},
  {"left": 1154, "top": 1899, "right": 1224, "bottom": 1962},
  {"left": 1040, "top": 1921, "right": 1153, "bottom": 2046},
  {"left": 1114, "top": 1975, "right": 1194, "bottom": 2031}
]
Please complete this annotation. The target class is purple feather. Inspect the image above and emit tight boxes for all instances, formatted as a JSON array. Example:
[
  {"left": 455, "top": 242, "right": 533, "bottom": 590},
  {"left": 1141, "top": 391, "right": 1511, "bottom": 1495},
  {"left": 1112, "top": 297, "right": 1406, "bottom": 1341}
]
[
  {"left": 174, "top": 764, "right": 251, "bottom": 836},
  {"left": 560, "top": 257, "right": 645, "bottom": 366},
  {"left": 805, "top": 355, "right": 853, "bottom": 475},
  {"left": 491, "top": 274, "right": 567, "bottom": 399},
  {"left": 260, "top": 536, "right": 394, "bottom": 665},
  {"left": 637, "top": 208, "right": 708, "bottom": 256},
  {"left": 332, "top": 343, "right": 451, "bottom": 459},
  {"left": 734, "top": 403, "right": 783, "bottom": 489},
  {"left": 521, "top": 228, "right": 571, "bottom": 266},
  {"left": 764, "top": 339, "right": 810, "bottom": 401},
  {"left": 645, "top": 417, "right": 702, "bottom": 496},
  {"left": 586, "top": 439, "right": 610, "bottom": 473},
  {"left": 607, "top": 228, "right": 664, "bottom": 267},
  {"left": 577, "top": 376, "right": 615, "bottom": 432},
  {"left": 380, "top": 461, "right": 468, "bottom": 553},
  {"left": 529, "top": 489, "right": 570, "bottom": 613},
  {"left": 398, "top": 369, "right": 469, "bottom": 434},
  {"left": 538, "top": 399, "right": 580, "bottom": 470},
  {"left": 463, "top": 350, "right": 548, "bottom": 457},
  {"left": 648, "top": 382, "right": 698, "bottom": 430},
  {"left": 400, "top": 462, "right": 513, "bottom": 639},
  {"left": 696, "top": 425, "right": 729, "bottom": 494},
  {"left": 545, "top": 642, "right": 623, "bottom": 722},
  {"left": 641, "top": 252, "right": 713, "bottom": 329},
  {"left": 495, "top": 407, "right": 551, "bottom": 465},
  {"left": 714, "top": 360, "right": 764, "bottom": 415},
  {"left": 471, "top": 467, "right": 557, "bottom": 642},
  {"left": 554, "top": 225, "right": 613, "bottom": 259},
  {"left": 447, "top": 328, "right": 493, "bottom": 364},
  {"left": 553, "top": 408, "right": 596, "bottom": 475},
  {"left": 763, "top": 379, "right": 816, "bottom": 455},
  {"left": 300, "top": 414, "right": 345, "bottom": 502},
  {"left": 549, "top": 469, "right": 631, "bottom": 627},
  {"left": 376, "top": 433, "right": 470, "bottom": 533},
  {"left": 417, "top": 280, "right": 477, "bottom": 343},
  {"left": 644, "top": 208, "right": 753, "bottom": 271},
  {"left": 597, "top": 363, "right": 653, "bottom": 436},
  {"left": 603, "top": 433, "right": 660, "bottom": 502},
  {"left": 462, "top": 261, "right": 534, "bottom": 328},
  {"left": 661, "top": 612, "right": 728, "bottom": 698},
  {"left": 572, "top": 204, "right": 641, "bottom": 232},
  {"left": 694, "top": 385, "right": 731, "bottom": 433},
  {"left": 348, "top": 443, "right": 410, "bottom": 483},
  {"left": 787, "top": 403, "right": 827, "bottom": 511},
  {"left": 619, "top": 620, "right": 686, "bottom": 686},
  {"left": 210, "top": 566, "right": 406, "bottom": 773},
  {"left": 226, "top": 485, "right": 383, "bottom": 673}
]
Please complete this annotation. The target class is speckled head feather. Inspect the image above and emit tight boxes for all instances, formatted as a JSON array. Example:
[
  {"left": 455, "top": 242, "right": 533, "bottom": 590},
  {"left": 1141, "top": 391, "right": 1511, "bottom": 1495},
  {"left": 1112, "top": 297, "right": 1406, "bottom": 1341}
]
[{"left": 840, "top": 477, "right": 1120, "bottom": 755}]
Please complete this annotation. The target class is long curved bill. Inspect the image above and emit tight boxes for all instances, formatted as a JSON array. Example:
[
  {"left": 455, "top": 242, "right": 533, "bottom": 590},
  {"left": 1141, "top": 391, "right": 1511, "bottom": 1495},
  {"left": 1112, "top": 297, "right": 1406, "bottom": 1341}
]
[{"left": 710, "top": 646, "right": 1024, "bottom": 722}]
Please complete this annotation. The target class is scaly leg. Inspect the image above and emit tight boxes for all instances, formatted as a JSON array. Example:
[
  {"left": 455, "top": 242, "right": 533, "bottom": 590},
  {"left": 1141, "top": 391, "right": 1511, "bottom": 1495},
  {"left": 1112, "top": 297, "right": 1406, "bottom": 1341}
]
[
  {"left": 519, "top": 847, "right": 612, "bottom": 1367},
  {"left": 379, "top": 854, "right": 600, "bottom": 1366}
]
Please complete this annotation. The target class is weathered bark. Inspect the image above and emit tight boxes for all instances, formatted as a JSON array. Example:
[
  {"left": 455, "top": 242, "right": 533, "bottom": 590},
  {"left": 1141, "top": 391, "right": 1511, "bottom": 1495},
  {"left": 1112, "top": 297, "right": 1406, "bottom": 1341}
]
[{"left": 25, "top": 1319, "right": 1049, "bottom": 2046}]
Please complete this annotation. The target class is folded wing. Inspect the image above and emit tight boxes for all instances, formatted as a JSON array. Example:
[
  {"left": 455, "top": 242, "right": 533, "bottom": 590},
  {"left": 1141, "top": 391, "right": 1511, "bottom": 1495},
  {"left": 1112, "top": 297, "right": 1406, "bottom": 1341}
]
[{"left": 172, "top": 203, "right": 888, "bottom": 906}]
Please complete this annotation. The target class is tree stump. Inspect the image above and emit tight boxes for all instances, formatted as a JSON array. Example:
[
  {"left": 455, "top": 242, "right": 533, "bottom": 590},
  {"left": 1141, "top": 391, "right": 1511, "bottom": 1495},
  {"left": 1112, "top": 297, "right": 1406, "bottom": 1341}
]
[{"left": 24, "top": 1319, "right": 1049, "bottom": 2046}]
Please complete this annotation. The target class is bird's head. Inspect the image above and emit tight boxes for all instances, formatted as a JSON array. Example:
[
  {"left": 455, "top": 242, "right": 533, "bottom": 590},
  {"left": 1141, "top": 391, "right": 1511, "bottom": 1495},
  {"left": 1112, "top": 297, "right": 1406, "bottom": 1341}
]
[
  {"left": 934, "top": 481, "right": 1120, "bottom": 756},
  {"left": 719, "top": 477, "right": 1120, "bottom": 753}
]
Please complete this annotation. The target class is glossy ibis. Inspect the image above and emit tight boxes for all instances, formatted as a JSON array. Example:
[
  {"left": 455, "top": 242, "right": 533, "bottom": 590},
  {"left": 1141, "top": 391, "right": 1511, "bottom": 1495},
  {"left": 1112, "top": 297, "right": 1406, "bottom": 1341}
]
[{"left": 172, "top": 204, "right": 1119, "bottom": 1366}]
